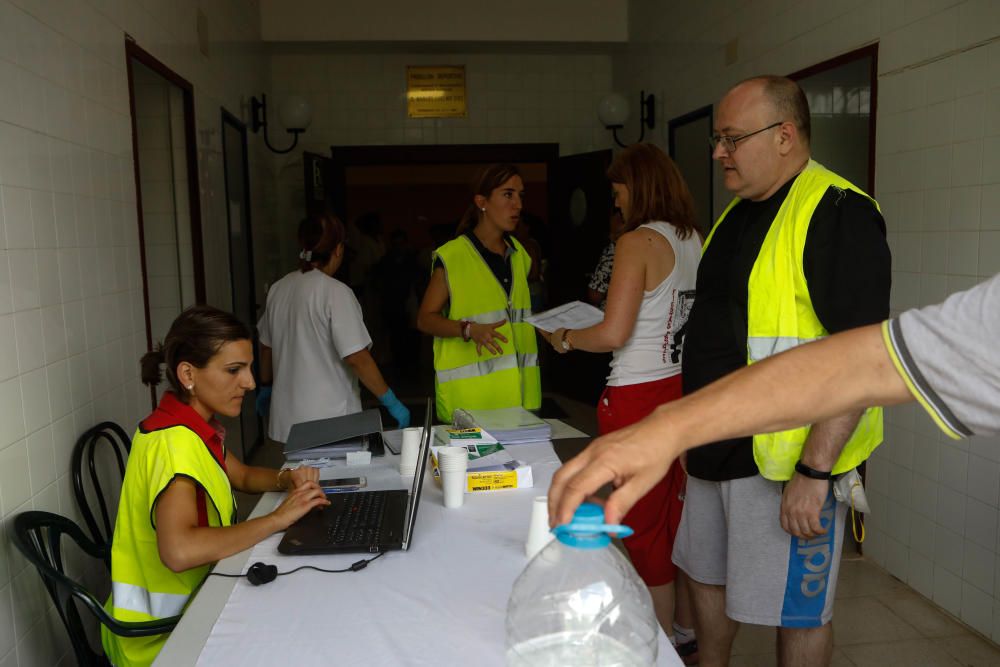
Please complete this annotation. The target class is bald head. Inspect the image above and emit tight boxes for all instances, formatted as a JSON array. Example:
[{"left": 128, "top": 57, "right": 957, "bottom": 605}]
[
  {"left": 730, "top": 76, "right": 811, "bottom": 146},
  {"left": 713, "top": 75, "right": 812, "bottom": 200}
]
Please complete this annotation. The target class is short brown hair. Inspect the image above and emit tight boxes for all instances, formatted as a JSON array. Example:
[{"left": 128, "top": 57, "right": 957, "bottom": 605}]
[
  {"left": 606, "top": 143, "right": 697, "bottom": 239},
  {"left": 298, "top": 213, "right": 346, "bottom": 272},
  {"left": 140, "top": 305, "right": 251, "bottom": 399},
  {"left": 741, "top": 75, "right": 811, "bottom": 145}
]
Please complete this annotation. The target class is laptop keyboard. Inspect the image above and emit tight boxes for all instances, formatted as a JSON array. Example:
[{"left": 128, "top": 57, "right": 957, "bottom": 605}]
[{"left": 326, "top": 491, "right": 387, "bottom": 545}]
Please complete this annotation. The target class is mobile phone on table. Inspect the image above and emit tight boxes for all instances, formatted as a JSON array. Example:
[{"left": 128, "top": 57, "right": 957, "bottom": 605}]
[{"left": 319, "top": 477, "right": 367, "bottom": 492}]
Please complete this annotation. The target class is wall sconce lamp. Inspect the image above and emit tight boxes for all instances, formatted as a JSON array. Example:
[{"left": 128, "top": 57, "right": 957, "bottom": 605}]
[
  {"left": 598, "top": 90, "right": 656, "bottom": 148},
  {"left": 249, "top": 94, "right": 312, "bottom": 154}
]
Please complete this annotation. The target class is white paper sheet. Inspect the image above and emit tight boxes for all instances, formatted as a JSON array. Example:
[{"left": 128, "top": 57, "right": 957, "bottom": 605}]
[
  {"left": 544, "top": 418, "right": 589, "bottom": 440},
  {"left": 525, "top": 300, "right": 604, "bottom": 332}
]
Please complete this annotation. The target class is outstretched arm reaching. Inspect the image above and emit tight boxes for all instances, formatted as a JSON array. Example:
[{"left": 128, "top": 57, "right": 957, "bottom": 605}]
[{"left": 549, "top": 323, "right": 912, "bottom": 526}]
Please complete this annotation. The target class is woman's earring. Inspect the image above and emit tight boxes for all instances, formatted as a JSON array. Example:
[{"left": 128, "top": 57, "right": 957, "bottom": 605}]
[
  {"left": 480, "top": 207, "right": 486, "bottom": 212},
  {"left": 186, "top": 384, "right": 194, "bottom": 391}
]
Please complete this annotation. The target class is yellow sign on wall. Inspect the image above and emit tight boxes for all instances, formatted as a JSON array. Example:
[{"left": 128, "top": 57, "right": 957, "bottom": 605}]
[{"left": 407, "top": 65, "right": 467, "bottom": 118}]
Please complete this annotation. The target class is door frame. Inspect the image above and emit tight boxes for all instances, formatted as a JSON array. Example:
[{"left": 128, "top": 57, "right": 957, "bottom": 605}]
[
  {"left": 221, "top": 108, "right": 262, "bottom": 459},
  {"left": 125, "top": 35, "right": 206, "bottom": 409},
  {"left": 788, "top": 43, "right": 879, "bottom": 195},
  {"left": 327, "top": 143, "right": 560, "bottom": 221},
  {"left": 220, "top": 108, "right": 259, "bottom": 327},
  {"left": 668, "top": 104, "right": 715, "bottom": 233}
]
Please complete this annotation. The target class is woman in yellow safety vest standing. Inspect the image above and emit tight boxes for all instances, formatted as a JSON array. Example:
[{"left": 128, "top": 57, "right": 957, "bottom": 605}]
[
  {"left": 417, "top": 163, "right": 542, "bottom": 423},
  {"left": 103, "top": 306, "right": 329, "bottom": 666}
]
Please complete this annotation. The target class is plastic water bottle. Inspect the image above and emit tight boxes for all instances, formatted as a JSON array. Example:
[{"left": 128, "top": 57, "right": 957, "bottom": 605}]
[{"left": 505, "top": 502, "right": 658, "bottom": 666}]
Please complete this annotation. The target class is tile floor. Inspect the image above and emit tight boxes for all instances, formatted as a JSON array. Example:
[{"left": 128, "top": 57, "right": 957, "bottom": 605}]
[{"left": 729, "top": 556, "right": 1000, "bottom": 666}]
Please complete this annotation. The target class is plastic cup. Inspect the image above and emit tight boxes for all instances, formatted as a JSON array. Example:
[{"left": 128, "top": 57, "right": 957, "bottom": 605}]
[
  {"left": 438, "top": 447, "right": 468, "bottom": 508},
  {"left": 525, "top": 495, "right": 555, "bottom": 558},
  {"left": 437, "top": 446, "right": 468, "bottom": 469},
  {"left": 402, "top": 426, "right": 423, "bottom": 450},
  {"left": 399, "top": 427, "right": 423, "bottom": 475}
]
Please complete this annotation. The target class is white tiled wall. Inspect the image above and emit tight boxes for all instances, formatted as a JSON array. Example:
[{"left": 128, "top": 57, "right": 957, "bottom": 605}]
[
  {"left": 619, "top": 0, "right": 1000, "bottom": 645},
  {"left": 0, "top": 0, "right": 271, "bottom": 663},
  {"left": 263, "top": 50, "right": 614, "bottom": 275}
]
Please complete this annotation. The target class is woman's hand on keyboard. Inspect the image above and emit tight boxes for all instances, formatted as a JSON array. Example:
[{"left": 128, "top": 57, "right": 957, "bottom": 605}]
[{"left": 271, "top": 481, "right": 330, "bottom": 530}]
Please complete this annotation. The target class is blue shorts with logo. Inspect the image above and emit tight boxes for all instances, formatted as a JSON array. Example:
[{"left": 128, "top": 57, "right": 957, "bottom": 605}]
[{"left": 672, "top": 474, "right": 847, "bottom": 628}]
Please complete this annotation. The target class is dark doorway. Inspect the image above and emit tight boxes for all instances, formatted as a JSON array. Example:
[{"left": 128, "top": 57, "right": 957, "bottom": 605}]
[
  {"left": 322, "top": 144, "right": 558, "bottom": 411},
  {"left": 546, "top": 149, "right": 614, "bottom": 405},
  {"left": 669, "top": 105, "right": 714, "bottom": 235},
  {"left": 221, "top": 109, "right": 262, "bottom": 459}
]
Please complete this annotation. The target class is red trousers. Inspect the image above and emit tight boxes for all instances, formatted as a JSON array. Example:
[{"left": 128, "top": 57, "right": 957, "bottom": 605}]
[{"left": 597, "top": 374, "right": 686, "bottom": 586}]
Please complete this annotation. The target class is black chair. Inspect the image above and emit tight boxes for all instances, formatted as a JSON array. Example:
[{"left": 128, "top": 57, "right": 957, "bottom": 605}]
[
  {"left": 12, "top": 511, "right": 180, "bottom": 667},
  {"left": 72, "top": 422, "right": 130, "bottom": 563}
]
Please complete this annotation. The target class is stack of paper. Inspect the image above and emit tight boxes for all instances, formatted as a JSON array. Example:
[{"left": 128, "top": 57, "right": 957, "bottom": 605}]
[
  {"left": 430, "top": 440, "right": 533, "bottom": 492},
  {"left": 524, "top": 300, "right": 604, "bottom": 332},
  {"left": 452, "top": 407, "right": 551, "bottom": 445},
  {"left": 284, "top": 438, "right": 365, "bottom": 462},
  {"left": 434, "top": 426, "right": 498, "bottom": 446}
]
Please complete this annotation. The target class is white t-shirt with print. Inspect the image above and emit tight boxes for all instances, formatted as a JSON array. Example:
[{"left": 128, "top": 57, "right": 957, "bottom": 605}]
[{"left": 258, "top": 269, "right": 372, "bottom": 443}]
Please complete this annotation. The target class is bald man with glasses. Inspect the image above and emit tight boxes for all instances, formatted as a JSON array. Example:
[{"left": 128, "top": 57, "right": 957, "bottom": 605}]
[{"left": 659, "top": 76, "right": 890, "bottom": 666}]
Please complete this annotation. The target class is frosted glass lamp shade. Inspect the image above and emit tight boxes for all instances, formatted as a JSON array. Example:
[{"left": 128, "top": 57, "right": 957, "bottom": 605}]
[
  {"left": 278, "top": 96, "right": 312, "bottom": 131},
  {"left": 598, "top": 93, "right": 630, "bottom": 127}
]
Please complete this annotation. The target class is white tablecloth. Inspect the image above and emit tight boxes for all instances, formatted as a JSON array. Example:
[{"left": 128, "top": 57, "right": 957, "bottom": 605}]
[{"left": 185, "top": 443, "right": 680, "bottom": 666}]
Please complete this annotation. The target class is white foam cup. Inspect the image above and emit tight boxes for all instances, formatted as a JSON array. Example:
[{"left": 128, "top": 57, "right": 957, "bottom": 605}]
[
  {"left": 437, "top": 446, "right": 468, "bottom": 469},
  {"left": 525, "top": 495, "right": 555, "bottom": 558},
  {"left": 399, "top": 427, "right": 422, "bottom": 475},
  {"left": 438, "top": 447, "right": 468, "bottom": 508}
]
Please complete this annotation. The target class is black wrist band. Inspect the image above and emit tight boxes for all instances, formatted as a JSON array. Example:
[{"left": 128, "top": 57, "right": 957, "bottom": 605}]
[{"left": 794, "top": 461, "right": 832, "bottom": 480}]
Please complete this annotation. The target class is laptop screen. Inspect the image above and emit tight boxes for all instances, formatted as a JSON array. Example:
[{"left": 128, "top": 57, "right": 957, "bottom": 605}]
[{"left": 401, "top": 399, "right": 432, "bottom": 550}]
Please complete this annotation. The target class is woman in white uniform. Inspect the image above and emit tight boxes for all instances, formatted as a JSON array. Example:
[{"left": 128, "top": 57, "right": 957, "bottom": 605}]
[{"left": 257, "top": 213, "right": 410, "bottom": 444}]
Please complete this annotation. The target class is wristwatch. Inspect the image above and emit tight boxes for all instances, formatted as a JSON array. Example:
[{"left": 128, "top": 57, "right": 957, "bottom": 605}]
[{"left": 794, "top": 461, "right": 832, "bottom": 480}]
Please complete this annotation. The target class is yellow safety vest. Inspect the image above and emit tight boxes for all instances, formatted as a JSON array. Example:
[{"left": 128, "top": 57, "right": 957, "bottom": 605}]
[
  {"left": 102, "top": 425, "right": 236, "bottom": 667},
  {"left": 705, "top": 160, "right": 883, "bottom": 481},
  {"left": 433, "top": 235, "right": 541, "bottom": 422}
]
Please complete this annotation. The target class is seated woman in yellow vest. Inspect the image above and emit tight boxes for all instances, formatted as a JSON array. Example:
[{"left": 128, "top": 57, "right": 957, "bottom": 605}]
[
  {"left": 416, "top": 163, "right": 542, "bottom": 422},
  {"left": 103, "top": 305, "right": 330, "bottom": 667}
]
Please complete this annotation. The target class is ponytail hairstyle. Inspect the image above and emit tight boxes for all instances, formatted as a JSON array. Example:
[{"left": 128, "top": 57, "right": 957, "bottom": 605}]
[
  {"left": 298, "top": 212, "right": 346, "bottom": 273},
  {"left": 140, "top": 305, "right": 252, "bottom": 401},
  {"left": 606, "top": 143, "right": 698, "bottom": 239},
  {"left": 455, "top": 163, "right": 521, "bottom": 237}
]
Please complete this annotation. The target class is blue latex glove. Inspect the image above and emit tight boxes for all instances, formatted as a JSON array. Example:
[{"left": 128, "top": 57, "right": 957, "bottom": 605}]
[
  {"left": 379, "top": 388, "right": 411, "bottom": 428},
  {"left": 255, "top": 385, "right": 272, "bottom": 417}
]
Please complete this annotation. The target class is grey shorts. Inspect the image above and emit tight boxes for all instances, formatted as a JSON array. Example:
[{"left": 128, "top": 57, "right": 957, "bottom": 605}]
[{"left": 672, "top": 474, "right": 847, "bottom": 628}]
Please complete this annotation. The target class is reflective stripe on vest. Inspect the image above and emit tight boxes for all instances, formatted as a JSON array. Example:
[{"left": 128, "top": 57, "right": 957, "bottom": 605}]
[
  {"left": 437, "top": 354, "right": 519, "bottom": 383},
  {"left": 103, "top": 425, "right": 235, "bottom": 665},
  {"left": 435, "top": 351, "right": 538, "bottom": 384},
  {"left": 707, "top": 160, "right": 884, "bottom": 481},
  {"left": 517, "top": 352, "right": 539, "bottom": 369},
  {"left": 112, "top": 581, "right": 189, "bottom": 619},
  {"left": 432, "top": 236, "right": 541, "bottom": 422}
]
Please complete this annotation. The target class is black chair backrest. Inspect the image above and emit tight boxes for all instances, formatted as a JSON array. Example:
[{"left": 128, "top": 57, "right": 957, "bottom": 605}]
[
  {"left": 72, "top": 422, "right": 130, "bottom": 558},
  {"left": 12, "top": 511, "right": 180, "bottom": 667}
]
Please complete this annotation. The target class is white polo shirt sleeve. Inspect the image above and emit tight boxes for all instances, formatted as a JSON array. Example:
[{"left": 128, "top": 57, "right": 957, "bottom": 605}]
[
  {"left": 882, "top": 273, "right": 1000, "bottom": 439},
  {"left": 329, "top": 285, "right": 372, "bottom": 359}
]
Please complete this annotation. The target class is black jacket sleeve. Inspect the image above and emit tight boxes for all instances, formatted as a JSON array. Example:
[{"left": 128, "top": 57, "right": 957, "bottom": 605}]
[{"left": 803, "top": 187, "right": 892, "bottom": 334}]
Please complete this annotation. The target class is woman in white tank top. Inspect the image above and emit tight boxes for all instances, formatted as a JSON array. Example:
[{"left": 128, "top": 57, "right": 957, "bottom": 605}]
[{"left": 548, "top": 144, "right": 702, "bottom": 661}]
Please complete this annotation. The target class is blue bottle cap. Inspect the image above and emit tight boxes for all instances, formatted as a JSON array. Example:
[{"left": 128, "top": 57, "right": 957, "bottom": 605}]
[{"left": 552, "top": 502, "right": 634, "bottom": 549}]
